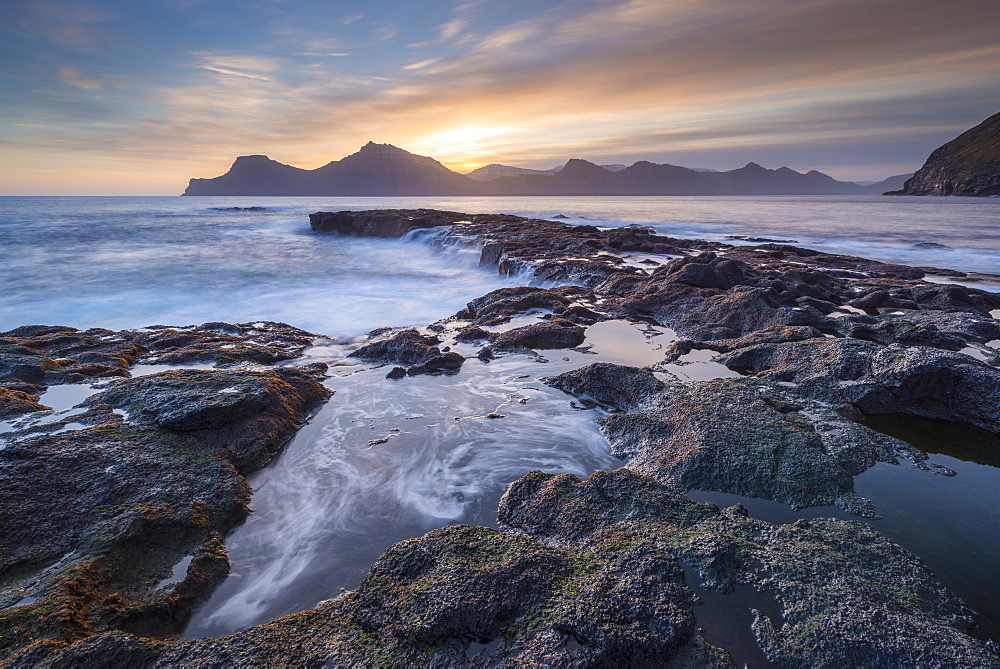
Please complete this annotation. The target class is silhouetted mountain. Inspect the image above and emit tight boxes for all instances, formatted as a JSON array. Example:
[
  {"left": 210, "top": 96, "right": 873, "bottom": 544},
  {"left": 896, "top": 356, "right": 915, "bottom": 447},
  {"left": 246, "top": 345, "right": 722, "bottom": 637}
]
[
  {"left": 184, "top": 155, "right": 316, "bottom": 196},
  {"left": 465, "top": 163, "right": 562, "bottom": 180},
  {"left": 185, "top": 142, "right": 476, "bottom": 196},
  {"left": 705, "top": 162, "right": 860, "bottom": 195},
  {"left": 888, "top": 112, "right": 1000, "bottom": 196},
  {"left": 856, "top": 173, "right": 912, "bottom": 194},
  {"left": 183, "top": 143, "right": 896, "bottom": 197},
  {"left": 311, "top": 142, "right": 474, "bottom": 195}
]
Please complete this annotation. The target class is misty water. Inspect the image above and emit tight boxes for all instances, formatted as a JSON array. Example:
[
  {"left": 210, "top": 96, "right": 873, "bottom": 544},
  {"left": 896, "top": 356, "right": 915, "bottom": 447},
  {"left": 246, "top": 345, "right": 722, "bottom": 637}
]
[{"left": 1, "top": 195, "right": 999, "bottom": 652}]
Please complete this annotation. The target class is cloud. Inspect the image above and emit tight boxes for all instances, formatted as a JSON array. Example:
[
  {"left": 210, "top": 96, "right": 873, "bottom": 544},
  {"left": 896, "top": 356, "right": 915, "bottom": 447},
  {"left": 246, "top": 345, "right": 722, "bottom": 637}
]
[
  {"left": 190, "top": 53, "right": 282, "bottom": 81},
  {"left": 438, "top": 18, "right": 467, "bottom": 41},
  {"left": 402, "top": 58, "right": 441, "bottom": 71},
  {"left": 20, "top": 0, "right": 116, "bottom": 51},
  {"left": 5, "top": 0, "right": 1000, "bottom": 192},
  {"left": 57, "top": 66, "right": 104, "bottom": 89}
]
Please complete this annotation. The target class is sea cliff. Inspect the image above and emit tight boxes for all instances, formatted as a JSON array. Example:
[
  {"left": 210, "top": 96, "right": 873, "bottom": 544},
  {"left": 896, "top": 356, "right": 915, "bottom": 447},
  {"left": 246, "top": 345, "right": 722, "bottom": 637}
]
[{"left": 889, "top": 111, "right": 1000, "bottom": 196}]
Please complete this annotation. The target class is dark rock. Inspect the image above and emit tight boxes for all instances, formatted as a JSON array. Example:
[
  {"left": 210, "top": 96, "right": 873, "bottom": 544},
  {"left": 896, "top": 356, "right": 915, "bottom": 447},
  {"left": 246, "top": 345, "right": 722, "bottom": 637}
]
[
  {"left": 604, "top": 377, "right": 909, "bottom": 515},
  {"left": 0, "top": 326, "right": 145, "bottom": 394},
  {"left": 498, "top": 470, "right": 998, "bottom": 667},
  {"left": 123, "top": 321, "right": 319, "bottom": 366},
  {"left": 385, "top": 366, "right": 407, "bottom": 379},
  {"left": 889, "top": 111, "right": 1000, "bottom": 196},
  {"left": 0, "top": 368, "right": 330, "bottom": 659},
  {"left": 405, "top": 351, "right": 465, "bottom": 375},
  {"left": 844, "top": 345, "right": 1000, "bottom": 433},
  {"left": 91, "top": 369, "right": 271, "bottom": 432},
  {"left": 350, "top": 328, "right": 464, "bottom": 376},
  {"left": 22, "top": 524, "right": 720, "bottom": 667},
  {"left": 909, "top": 283, "right": 998, "bottom": 314},
  {"left": 665, "top": 325, "right": 826, "bottom": 359},
  {"left": 717, "top": 338, "right": 1000, "bottom": 433},
  {"left": 838, "top": 317, "right": 965, "bottom": 349},
  {"left": 454, "top": 325, "right": 492, "bottom": 342},
  {"left": 499, "top": 469, "right": 716, "bottom": 544},
  {"left": 489, "top": 320, "right": 587, "bottom": 352},
  {"left": 350, "top": 329, "right": 441, "bottom": 365},
  {"left": 309, "top": 208, "right": 463, "bottom": 236},
  {"left": 0, "top": 387, "right": 46, "bottom": 418},
  {"left": 658, "top": 253, "right": 751, "bottom": 290},
  {"left": 543, "top": 362, "right": 669, "bottom": 411},
  {"left": 455, "top": 286, "right": 597, "bottom": 326}
]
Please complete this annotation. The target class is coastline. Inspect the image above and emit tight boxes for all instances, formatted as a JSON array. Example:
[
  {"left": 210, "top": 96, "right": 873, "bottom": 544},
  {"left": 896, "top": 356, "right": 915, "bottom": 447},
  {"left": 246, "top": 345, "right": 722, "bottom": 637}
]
[{"left": 2, "top": 209, "right": 999, "bottom": 666}]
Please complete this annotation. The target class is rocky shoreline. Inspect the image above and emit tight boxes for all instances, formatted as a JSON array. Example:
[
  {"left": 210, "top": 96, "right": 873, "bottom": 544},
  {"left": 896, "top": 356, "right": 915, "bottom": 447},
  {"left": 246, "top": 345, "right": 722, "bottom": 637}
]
[{"left": 2, "top": 209, "right": 999, "bottom": 666}]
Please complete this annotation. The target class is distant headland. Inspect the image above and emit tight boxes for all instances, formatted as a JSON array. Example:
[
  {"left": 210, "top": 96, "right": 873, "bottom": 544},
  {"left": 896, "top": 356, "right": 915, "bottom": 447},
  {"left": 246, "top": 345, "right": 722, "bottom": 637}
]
[
  {"left": 887, "top": 111, "right": 1000, "bottom": 196},
  {"left": 183, "top": 142, "right": 911, "bottom": 197}
]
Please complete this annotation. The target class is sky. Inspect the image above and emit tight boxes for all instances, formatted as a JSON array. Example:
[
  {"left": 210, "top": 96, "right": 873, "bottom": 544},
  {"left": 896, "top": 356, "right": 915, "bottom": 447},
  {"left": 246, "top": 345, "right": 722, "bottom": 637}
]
[{"left": 1, "top": 0, "right": 998, "bottom": 195}]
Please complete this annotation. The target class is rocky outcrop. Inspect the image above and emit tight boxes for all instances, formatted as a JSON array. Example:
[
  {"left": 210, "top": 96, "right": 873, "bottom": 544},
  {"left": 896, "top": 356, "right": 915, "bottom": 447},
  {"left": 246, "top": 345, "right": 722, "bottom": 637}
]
[
  {"left": 0, "top": 364, "right": 331, "bottom": 661},
  {"left": 0, "top": 325, "right": 145, "bottom": 398},
  {"left": 309, "top": 208, "right": 462, "bottom": 237},
  {"left": 349, "top": 328, "right": 464, "bottom": 376},
  {"left": 498, "top": 469, "right": 998, "bottom": 667},
  {"left": 544, "top": 367, "right": 919, "bottom": 516},
  {"left": 12, "top": 524, "right": 729, "bottom": 667},
  {"left": 4, "top": 208, "right": 1000, "bottom": 666},
  {"left": 121, "top": 321, "right": 321, "bottom": 367},
  {"left": 716, "top": 338, "right": 1000, "bottom": 432},
  {"left": 888, "top": 111, "right": 1000, "bottom": 196}
]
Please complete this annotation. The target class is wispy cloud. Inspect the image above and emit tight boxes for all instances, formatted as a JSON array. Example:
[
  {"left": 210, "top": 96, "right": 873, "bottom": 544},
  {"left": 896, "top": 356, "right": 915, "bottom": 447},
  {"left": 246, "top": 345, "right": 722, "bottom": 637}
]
[
  {"left": 4, "top": 0, "right": 999, "bottom": 193},
  {"left": 57, "top": 66, "right": 104, "bottom": 89},
  {"left": 438, "top": 18, "right": 467, "bottom": 41},
  {"left": 402, "top": 58, "right": 441, "bottom": 71},
  {"left": 21, "top": 0, "right": 117, "bottom": 51},
  {"left": 191, "top": 53, "right": 281, "bottom": 81}
]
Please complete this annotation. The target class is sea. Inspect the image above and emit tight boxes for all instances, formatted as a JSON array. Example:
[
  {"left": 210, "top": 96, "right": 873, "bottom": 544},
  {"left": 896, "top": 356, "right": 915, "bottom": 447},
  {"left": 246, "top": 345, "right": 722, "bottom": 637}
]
[{"left": 1, "top": 195, "right": 999, "bottom": 657}]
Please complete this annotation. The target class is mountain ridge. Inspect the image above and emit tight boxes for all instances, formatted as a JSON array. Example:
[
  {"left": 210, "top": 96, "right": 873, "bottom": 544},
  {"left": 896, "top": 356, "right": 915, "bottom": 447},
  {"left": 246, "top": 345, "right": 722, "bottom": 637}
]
[
  {"left": 888, "top": 112, "right": 1000, "bottom": 196},
  {"left": 183, "top": 142, "right": 909, "bottom": 196}
]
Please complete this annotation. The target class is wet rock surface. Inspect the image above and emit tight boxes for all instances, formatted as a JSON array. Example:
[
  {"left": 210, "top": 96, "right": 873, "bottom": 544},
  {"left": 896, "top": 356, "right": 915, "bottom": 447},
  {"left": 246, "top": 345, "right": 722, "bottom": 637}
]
[
  {"left": 3, "top": 209, "right": 1000, "bottom": 666},
  {"left": 349, "top": 328, "right": 465, "bottom": 376},
  {"left": 121, "top": 321, "right": 321, "bottom": 367},
  {"left": 0, "top": 364, "right": 330, "bottom": 662},
  {"left": 0, "top": 326, "right": 145, "bottom": 398},
  {"left": 499, "top": 470, "right": 998, "bottom": 667},
  {"left": 546, "top": 367, "right": 918, "bottom": 516},
  {"left": 18, "top": 525, "right": 725, "bottom": 668}
]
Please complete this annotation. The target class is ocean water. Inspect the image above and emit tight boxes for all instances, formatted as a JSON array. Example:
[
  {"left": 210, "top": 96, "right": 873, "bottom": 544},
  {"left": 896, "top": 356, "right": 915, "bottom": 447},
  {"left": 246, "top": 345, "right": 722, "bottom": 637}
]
[
  {"left": 1, "top": 195, "right": 999, "bottom": 649},
  {"left": 1, "top": 195, "right": 998, "bottom": 335}
]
